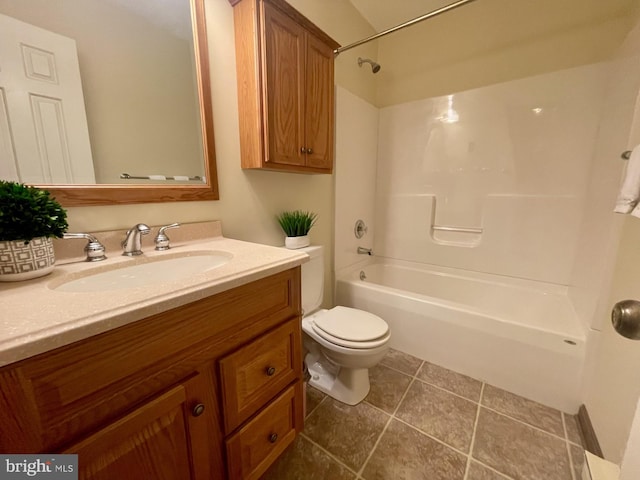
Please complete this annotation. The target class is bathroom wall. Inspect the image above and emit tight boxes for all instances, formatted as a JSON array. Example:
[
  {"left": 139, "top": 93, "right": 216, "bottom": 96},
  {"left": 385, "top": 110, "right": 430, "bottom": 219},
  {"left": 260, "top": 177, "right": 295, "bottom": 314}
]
[
  {"left": 568, "top": 29, "right": 640, "bottom": 330},
  {"left": 579, "top": 19, "right": 640, "bottom": 463},
  {"left": 334, "top": 87, "right": 379, "bottom": 275},
  {"left": 62, "top": 0, "right": 377, "bottom": 307},
  {"left": 373, "top": 64, "right": 607, "bottom": 284},
  {"left": 375, "top": 0, "right": 640, "bottom": 106},
  {"left": 583, "top": 218, "right": 640, "bottom": 463}
]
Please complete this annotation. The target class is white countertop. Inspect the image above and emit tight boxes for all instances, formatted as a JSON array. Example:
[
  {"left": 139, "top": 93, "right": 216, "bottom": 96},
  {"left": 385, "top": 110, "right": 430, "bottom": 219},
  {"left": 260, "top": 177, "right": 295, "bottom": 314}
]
[{"left": 0, "top": 232, "right": 308, "bottom": 367}]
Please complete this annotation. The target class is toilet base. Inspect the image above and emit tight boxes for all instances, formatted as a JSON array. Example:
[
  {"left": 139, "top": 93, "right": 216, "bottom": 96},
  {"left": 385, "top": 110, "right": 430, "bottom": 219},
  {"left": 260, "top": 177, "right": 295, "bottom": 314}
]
[{"left": 305, "top": 351, "right": 370, "bottom": 406}]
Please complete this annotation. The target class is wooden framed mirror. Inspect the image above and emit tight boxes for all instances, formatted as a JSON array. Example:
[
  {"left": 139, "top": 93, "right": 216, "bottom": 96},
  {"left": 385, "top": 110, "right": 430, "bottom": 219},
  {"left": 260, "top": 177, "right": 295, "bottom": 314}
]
[{"left": 0, "top": 0, "right": 218, "bottom": 206}]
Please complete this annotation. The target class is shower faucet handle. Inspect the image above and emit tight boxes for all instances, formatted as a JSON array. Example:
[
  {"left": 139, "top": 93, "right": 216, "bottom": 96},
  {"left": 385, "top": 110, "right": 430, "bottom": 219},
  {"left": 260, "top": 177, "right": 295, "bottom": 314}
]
[{"left": 354, "top": 219, "right": 368, "bottom": 239}]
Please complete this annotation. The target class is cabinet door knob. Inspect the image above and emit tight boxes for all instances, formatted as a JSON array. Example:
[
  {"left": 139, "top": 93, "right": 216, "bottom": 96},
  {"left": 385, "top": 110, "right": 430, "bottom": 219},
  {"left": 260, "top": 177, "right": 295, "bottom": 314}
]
[
  {"left": 192, "top": 403, "right": 205, "bottom": 417},
  {"left": 300, "top": 147, "right": 306, "bottom": 154},
  {"left": 269, "top": 433, "right": 278, "bottom": 443},
  {"left": 266, "top": 366, "right": 276, "bottom": 376},
  {"left": 306, "top": 148, "right": 313, "bottom": 154}
]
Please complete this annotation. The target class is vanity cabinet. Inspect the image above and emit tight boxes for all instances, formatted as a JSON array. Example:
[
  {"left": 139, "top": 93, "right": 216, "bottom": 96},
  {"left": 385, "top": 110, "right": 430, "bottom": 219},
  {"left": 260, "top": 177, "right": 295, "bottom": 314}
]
[
  {"left": 63, "top": 374, "right": 215, "bottom": 480},
  {"left": 230, "top": 0, "right": 340, "bottom": 174},
  {"left": 0, "top": 267, "right": 303, "bottom": 480}
]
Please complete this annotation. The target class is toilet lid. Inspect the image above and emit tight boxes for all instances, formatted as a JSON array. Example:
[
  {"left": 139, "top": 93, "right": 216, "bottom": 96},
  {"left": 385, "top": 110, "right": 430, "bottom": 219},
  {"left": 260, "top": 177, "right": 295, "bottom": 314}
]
[
  {"left": 311, "top": 323, "right": 390, "bottom": 349},
  {"left": 313, "top": 306, "right": 389, "bottom": 342}
]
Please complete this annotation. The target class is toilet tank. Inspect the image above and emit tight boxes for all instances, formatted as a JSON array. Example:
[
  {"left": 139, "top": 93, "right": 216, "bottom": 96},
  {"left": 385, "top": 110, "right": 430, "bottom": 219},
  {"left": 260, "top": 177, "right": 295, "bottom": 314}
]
[{"left": 299, "top": 245, "right": 324, "bottom": 314}]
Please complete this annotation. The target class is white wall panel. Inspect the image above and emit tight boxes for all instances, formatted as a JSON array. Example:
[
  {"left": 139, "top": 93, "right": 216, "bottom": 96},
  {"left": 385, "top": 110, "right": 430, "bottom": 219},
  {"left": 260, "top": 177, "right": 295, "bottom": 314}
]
[
  {"left": 334, "top": 87, "right": 379, "bottom": 274},
  {"left": 374, "top": 63, "right": 607, "bottom": 284}
]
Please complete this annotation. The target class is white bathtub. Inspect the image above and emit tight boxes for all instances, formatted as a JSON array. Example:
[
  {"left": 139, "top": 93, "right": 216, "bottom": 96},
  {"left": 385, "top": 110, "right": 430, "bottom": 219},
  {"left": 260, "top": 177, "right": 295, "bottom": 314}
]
[{"left": 336, "top": 259, "right": 586, "bottom": 412}]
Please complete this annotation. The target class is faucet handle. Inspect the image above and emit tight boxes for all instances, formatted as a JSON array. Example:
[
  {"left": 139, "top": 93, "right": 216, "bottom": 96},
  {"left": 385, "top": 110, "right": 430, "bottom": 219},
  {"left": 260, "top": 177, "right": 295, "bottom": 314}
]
[
  {"left": 63, "top": 233, "right": 107, "bottom": 262},
  {"left": 154, "top": 222, "right": 180, "bottom": 251}
]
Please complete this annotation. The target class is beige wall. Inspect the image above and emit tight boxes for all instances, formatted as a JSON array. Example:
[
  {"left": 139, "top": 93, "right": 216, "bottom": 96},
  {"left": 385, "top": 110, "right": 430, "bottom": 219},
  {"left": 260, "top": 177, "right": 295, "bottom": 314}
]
[
  {"left": 375, "top": 0, "right": 640, "bottom": 106},
  {"left": 60, "top": 0, "right": 375, "bottom": 307}
]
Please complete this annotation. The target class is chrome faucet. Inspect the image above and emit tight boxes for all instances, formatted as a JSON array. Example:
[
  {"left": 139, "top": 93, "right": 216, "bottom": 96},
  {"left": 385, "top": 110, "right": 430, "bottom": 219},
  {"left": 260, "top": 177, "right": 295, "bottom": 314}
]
[
  {"left": 357, "top": 247, "right": 372, "bottom": 255},
  {"left": 63, "top": 233, "right": 107, "bottom": 262},
  {"left": 122, "top": 223, "right": 150, "bottom": 256},
  {"left": 154, "top": 222, "right": 180, "bottom": 251}
]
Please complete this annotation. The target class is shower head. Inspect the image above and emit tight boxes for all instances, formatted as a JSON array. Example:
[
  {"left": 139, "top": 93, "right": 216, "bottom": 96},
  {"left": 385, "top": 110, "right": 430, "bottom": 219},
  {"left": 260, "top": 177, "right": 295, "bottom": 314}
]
[{"left": 357, "top": 57, "right": 381, "bottom": 74}]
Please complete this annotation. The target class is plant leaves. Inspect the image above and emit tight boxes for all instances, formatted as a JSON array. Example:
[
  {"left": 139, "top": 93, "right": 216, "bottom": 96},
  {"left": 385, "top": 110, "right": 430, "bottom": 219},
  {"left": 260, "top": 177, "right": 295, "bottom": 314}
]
[
  {"left": 276, "top": 210, "right": 318, "bottom": 237},
  {"left": 0, "top": 181, "right": 68, "bottom": 242}
]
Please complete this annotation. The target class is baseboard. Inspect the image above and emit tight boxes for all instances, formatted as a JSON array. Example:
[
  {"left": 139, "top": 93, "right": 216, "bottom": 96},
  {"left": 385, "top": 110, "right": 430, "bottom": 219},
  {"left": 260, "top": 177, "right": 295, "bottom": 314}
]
[{"left": 578, "top": 404, "right": 604, "bottom": 458}]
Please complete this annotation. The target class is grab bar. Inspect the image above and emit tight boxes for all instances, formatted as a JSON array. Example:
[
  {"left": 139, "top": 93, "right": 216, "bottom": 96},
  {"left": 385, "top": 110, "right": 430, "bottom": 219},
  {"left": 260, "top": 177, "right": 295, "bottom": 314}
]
[{"left": 432, "top": 225, "right": 483, "bottom": 234}]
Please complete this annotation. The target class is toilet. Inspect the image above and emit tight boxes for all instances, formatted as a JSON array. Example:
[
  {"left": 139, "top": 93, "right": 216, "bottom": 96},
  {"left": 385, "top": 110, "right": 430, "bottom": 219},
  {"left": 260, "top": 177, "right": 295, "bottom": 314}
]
[{"left": 300, "top": 245, "right": 390, "bottom": 405}]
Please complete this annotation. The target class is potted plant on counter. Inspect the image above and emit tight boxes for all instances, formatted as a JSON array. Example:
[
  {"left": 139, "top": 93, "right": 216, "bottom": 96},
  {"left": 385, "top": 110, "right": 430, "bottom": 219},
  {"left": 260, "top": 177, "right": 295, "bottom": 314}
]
[
  {"left": 277, "top": 210, "right": 317, "bottom": 249},
  {"left": 0, "top": 181, "right": 68, "bottom": 281}
]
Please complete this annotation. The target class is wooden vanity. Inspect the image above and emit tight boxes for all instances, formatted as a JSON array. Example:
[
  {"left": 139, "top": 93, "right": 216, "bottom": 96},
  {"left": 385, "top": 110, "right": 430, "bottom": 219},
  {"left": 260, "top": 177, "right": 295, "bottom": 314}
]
[{"left": 0, "top": 266, "right": 303, "bottom": 479}]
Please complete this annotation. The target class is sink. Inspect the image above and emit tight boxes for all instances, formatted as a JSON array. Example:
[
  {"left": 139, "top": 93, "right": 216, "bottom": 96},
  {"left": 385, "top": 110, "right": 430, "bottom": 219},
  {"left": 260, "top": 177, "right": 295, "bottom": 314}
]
[{"left": 52, "top": 251, "right": 233, "bottom": 293}]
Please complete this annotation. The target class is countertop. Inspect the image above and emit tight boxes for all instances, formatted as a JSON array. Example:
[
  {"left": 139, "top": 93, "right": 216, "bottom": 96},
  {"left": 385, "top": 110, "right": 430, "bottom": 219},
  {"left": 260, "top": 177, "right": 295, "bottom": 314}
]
[{"left": 0, "top": 223, "right": 308, "bottom": 367}]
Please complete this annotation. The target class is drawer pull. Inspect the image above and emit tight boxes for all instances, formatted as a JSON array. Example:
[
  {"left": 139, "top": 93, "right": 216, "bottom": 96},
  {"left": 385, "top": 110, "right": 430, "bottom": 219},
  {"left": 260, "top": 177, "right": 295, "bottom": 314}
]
[
  {"left": 269, "top": 433, "right": 278, "bottom": 443},
  {"left": 192, "top": 403, "right": 206, "bottom": 417},
  {"left": 266, "top": 366, "right": 276, "bottom": 376}
]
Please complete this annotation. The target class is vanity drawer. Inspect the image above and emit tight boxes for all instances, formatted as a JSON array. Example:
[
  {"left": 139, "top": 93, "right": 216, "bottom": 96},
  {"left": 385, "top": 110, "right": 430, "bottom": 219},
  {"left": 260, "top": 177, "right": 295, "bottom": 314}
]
[
  {"left": 219, "top": 318, "right": 302, "bottom": 433},
  {"left": 226, "top": 384, "right": 300, "bottom": 480}
]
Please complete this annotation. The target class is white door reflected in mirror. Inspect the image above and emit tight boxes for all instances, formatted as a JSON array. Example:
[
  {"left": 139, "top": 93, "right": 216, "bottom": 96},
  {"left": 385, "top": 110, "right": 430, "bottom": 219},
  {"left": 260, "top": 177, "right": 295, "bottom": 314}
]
[{"left": 0, "top": 13, "right": 95, "bottom": 184}]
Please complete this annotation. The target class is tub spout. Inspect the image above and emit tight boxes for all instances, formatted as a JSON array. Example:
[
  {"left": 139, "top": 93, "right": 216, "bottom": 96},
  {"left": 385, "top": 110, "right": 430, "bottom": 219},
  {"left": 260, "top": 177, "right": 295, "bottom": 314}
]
[{"left": 357, "top": 247, "right": 372, "bottom": 255}]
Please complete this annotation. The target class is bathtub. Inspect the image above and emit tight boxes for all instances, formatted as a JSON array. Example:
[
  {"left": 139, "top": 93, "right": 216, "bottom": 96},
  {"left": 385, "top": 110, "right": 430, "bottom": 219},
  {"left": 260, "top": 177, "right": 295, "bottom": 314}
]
[{"left": 335, "top": 259, "right": 586, "bottom": 412}]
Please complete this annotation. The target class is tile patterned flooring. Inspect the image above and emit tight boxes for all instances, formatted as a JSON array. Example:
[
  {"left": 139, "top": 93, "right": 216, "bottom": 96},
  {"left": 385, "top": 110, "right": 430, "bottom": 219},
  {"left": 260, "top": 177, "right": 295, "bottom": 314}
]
[{"left": 262, "top": 349, "right": 585, "bottom": 480}]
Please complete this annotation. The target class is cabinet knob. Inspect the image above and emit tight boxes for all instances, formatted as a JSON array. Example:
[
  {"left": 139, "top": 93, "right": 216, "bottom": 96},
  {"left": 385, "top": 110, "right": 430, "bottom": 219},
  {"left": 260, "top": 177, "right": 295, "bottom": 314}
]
[
  {"left": 192, "top": 403, "right": 205, "bottom": 417},
  {"left": 300, "top": 147, "right": 306, "bottom": 154},
  {"left": 269, "top": 433, "right": 278, "bottom": 443},
  {"left": 266, "top": 366, "right": 276, "bottom": 376},
  {"left": 306, "top": 148, "right": 313, "bottom": 154}
]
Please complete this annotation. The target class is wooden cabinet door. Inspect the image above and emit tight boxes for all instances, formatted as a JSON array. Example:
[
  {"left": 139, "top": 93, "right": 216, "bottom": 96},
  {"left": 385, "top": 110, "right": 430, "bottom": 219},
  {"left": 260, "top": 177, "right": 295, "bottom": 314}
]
[
  {"left": 263, "top": 2, "right": 305, "bottom": 167},
  {"left": 64, "top": 374, "right": 219, "bottom": 480},
  {"left": 304, "top": 33, "right": 335, "bottom": 172}
]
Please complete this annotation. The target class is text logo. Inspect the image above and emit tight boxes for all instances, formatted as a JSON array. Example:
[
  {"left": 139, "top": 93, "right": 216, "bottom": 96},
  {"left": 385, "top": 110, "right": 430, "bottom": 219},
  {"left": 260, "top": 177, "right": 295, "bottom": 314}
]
[{"left": 0, "top": 456, "right": 77, "bottom": 479}]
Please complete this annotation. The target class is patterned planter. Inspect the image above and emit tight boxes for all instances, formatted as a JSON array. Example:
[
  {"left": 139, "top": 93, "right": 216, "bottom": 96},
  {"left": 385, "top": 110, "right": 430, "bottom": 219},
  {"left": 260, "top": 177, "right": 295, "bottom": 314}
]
[{"left": 0, "top": 237, "right": 55, "bottom": 282}]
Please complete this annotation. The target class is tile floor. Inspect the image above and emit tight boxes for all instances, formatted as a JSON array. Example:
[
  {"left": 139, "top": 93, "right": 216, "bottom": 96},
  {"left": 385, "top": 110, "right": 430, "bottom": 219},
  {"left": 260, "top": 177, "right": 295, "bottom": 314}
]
[{"left": 262, "top": 349, "right": 586, "bottom": 480}]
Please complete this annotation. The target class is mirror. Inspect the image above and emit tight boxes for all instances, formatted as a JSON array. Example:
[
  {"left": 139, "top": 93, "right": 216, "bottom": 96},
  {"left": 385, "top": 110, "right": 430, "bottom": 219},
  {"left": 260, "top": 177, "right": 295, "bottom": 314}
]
[{"left": 0, "top": 0, "right": 218, "bottom": 206}]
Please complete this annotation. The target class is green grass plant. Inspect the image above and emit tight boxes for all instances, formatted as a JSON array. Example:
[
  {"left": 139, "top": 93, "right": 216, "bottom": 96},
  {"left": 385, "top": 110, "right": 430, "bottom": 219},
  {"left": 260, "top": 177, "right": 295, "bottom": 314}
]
[{"left": 276, "top": 210, "right": 318, "bottom": 237}]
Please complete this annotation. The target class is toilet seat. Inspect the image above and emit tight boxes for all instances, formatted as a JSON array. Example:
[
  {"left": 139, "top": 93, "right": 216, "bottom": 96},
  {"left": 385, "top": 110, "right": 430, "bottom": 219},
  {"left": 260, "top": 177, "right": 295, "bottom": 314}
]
[{"left": 310, "top": 306, "right": 390, "bottom": 349}]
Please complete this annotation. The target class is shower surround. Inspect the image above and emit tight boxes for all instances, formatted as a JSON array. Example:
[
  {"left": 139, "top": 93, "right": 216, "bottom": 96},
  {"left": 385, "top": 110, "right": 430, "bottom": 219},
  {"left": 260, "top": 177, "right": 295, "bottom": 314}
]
[
  {"left": 334, "top": 62, "right": 623, "bottom": 410},
  {"left": 374, "top": 63, "right": 607, "bottom": 285}
]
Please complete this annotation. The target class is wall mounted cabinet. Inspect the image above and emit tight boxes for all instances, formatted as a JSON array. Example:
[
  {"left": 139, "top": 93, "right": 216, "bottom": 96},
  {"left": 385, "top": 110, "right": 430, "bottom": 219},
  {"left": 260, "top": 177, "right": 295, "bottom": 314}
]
[{"left": 230, "top": 0, "right": 340, "bottom": 174}]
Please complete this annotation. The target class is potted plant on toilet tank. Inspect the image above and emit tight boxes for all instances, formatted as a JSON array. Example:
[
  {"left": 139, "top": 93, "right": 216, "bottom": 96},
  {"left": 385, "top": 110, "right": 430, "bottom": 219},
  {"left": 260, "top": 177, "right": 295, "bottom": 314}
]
[
  {"left": 0, "top": 181, "right": 68, "bottom": 282},
  {"left": 277, "top": 210, "right": 317, "bottom": 249}
]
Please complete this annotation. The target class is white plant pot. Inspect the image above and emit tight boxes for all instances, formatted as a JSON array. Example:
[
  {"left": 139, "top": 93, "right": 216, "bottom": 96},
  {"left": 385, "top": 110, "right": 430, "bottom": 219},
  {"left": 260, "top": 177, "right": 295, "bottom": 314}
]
[
  {"left": 0, "top": 237, "right": 55, "bottom": 282},
  {"left": 285, "top": 235, "right": 310, "bottom": 249}
]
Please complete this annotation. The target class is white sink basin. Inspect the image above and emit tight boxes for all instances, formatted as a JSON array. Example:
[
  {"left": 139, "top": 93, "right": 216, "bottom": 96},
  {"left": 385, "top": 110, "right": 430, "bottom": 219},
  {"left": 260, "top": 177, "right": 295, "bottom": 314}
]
[{"left": 52, "top": 251, "right": 233, "bottom": 293}]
